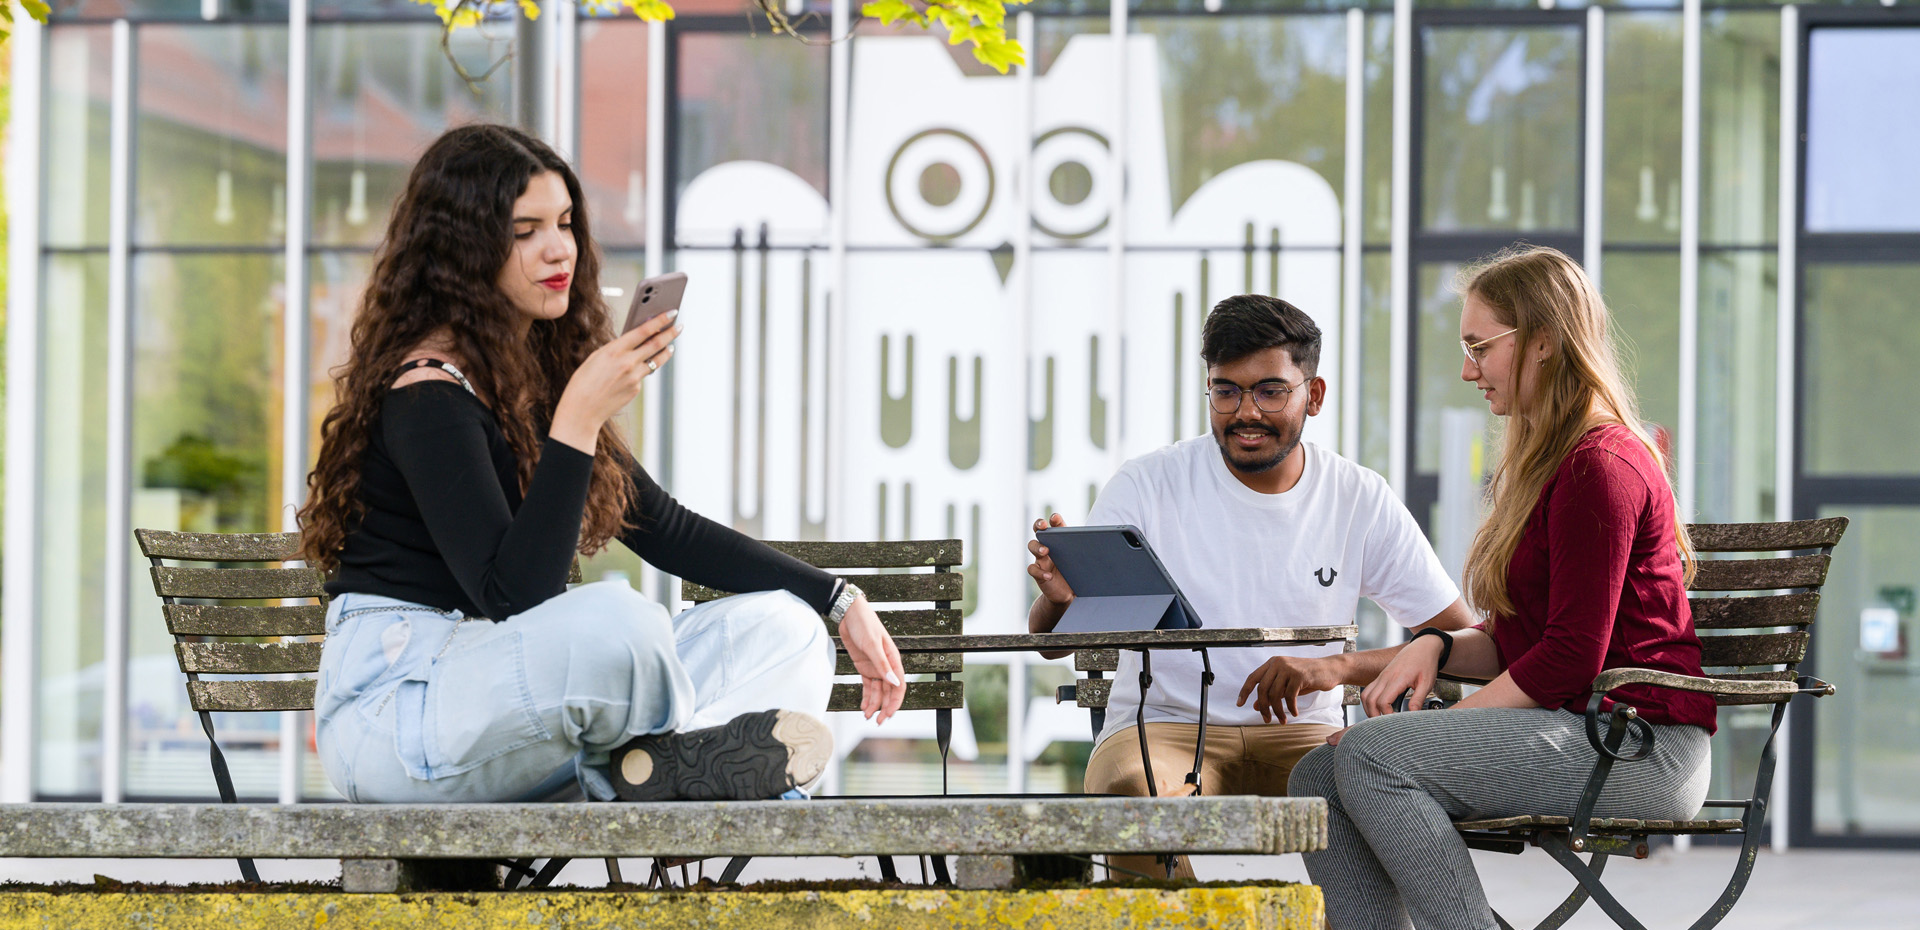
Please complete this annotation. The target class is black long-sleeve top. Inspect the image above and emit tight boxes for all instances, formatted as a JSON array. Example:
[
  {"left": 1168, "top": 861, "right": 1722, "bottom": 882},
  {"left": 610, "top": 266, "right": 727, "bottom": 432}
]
[{"left": 325, "top": 380, "right": 839, "bottom": 620}]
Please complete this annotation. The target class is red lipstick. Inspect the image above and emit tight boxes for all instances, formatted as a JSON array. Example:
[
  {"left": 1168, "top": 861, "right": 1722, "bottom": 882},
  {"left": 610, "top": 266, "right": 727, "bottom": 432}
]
[{"left": 539, "top": 273, "right": 570, "bottom": 292}]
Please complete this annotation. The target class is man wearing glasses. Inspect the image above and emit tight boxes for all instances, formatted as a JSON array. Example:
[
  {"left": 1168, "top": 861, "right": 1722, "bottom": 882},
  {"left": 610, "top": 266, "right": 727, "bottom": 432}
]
[{"left": 1026, "top": 294, "right": 1474, "bottom": 880}]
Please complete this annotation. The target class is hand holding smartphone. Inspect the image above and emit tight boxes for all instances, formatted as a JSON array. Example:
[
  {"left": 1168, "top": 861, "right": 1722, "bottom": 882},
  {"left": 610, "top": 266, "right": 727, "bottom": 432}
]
[{"left": 623, "top": 271, "right": 689, "bottom": 335}]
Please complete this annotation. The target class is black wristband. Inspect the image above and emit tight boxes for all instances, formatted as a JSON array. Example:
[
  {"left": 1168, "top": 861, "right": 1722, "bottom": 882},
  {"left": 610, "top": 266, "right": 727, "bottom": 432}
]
[{"left": 1409, "top": 627, "right": 1453, "bottom": 673}]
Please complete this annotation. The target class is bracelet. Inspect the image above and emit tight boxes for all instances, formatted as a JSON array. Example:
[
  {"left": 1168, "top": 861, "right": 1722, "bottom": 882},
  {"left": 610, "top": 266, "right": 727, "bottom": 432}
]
[
  {"left": 1409, "top": 627, "right": 1453, "bottom": 673},
  {"left": 826, "top": 581, "right": 863, "bottom": 627}
]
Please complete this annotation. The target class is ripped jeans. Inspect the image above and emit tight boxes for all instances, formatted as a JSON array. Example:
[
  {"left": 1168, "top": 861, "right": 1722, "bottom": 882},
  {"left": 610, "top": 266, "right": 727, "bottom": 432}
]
[{"left": 313, "top": 581, "right": 835, "bottom": 803}]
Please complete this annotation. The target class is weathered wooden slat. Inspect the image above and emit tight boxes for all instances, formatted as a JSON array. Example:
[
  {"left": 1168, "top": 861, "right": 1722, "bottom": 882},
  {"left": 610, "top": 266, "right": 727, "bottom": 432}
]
[
  {"left": 760, "top": 540, "right": 963, "bottom": 569},
  {"left": 1699, "top": 631, "right": 1809, "bottom": 668},
  {"left": 828, "top": 680, "right": 964, "bottom": 712},
  {"left": 152, "top": 566, "right": 327, "bottom": 600},
  {"left": 835, "top": 651, "right": 963, "bottom": 676},
  {"left": 186, "top": 679, "right": 318, "bottom": 712},
  {"left": 1689, "top": 593, "right": 1821, "bottom": 629},
  {"left": 1076, "top": 650, "right": 1120, "bottom": 672},
  {"left": 884, "top": 626, "right": 1357, "bottom": 654},
  {"left": 825, "top": 609, "right": 963, "bottom": 638},
  {"left": 1590, "top": 667, "right": 1802, "bottom": 706},
  {"left": 1688, "top": 555, "right": 1830, "bottom": 592},
  {"left": 164, "top": 604, "right": 327, "bottom": 637},
  {"left": 1686, "top": 517, "right": 1847, "bottom": 553},
  {"left": 1455, "top": 815, "right": 1745, "bottom": 835},
  {"left": 683, "top": 573, "right": 965, "bottom": 605},
  {"left": 135, "top": 529, "right": 303, "bottom": 562},
  {"left": 175, "top": 642, "right": 324, "bottom": 674}
]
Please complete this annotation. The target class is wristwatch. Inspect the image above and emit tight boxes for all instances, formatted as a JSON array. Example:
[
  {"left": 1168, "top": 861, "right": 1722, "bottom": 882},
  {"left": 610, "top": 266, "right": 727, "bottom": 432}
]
[{"left": 826, "top": 581, "right": 865, "bottom": 626}]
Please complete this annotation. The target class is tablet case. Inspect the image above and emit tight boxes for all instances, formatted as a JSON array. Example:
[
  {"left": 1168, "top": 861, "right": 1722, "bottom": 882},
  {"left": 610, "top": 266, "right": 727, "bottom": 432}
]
[{"left": 1036, "top": 525, "right": 1204, "bottom": 633}]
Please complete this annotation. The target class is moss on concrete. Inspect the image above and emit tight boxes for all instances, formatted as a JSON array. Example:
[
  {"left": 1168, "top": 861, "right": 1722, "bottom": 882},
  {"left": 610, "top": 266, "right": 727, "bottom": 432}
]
[{"left": 0, "top": 884, "right": 1324, "bottom": 929}]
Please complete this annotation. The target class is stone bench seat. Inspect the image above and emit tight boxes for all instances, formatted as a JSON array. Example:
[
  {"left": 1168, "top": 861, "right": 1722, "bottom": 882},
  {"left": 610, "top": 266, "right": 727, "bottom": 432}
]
[{"left": 0, "top": 796, "right": 1326, "bottom": 890}]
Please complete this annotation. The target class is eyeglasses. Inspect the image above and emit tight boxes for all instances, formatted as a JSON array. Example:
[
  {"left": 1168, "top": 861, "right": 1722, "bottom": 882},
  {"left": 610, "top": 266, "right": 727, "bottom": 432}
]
[
  {"left": 1461, "top": 328, "right": 1518, "bottom": 365},
  {"left": 1208, "top": 381, "right": 1298, "bottom": 415}
]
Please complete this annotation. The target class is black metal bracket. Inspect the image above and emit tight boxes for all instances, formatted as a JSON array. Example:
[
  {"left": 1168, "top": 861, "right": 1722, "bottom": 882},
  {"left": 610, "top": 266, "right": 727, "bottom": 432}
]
[{"left": 153, "top": 554, "right": 261, "bottom": 885}]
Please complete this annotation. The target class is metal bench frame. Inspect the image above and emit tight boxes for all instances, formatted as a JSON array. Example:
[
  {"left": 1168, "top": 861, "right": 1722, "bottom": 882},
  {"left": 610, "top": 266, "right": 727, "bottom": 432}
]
[{"left": 1446, "top": 517, "right": 1847, "bottom": 930}]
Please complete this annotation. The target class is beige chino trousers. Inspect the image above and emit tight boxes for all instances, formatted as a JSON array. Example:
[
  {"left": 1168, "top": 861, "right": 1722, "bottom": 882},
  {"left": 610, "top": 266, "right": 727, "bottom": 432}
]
[{"left": 1084, "top": 721, "right": 1341, "bottom": 880}]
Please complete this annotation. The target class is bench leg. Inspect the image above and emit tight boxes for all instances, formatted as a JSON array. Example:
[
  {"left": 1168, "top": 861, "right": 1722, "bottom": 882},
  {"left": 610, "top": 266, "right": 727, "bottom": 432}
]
[
  {"left": 1538, "top": 836, "right": 1646, "bottom": 930},
  {"left": 340, "top": 858, "right": 503, "bottom": 894},
  {"left": 1520, "top": 849, "right": 1608, "bottom": 930}
]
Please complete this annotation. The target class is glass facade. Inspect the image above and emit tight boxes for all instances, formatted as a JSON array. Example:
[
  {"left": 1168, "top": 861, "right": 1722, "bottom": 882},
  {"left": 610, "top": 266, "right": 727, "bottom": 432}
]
[{"left": 5, "top": 1, "right": 1915, "bottom": 847}]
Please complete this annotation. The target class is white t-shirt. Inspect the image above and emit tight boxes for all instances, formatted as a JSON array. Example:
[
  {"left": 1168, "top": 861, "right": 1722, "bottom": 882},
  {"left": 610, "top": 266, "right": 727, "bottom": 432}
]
[{"left": 1086, "top": 437, "right": 1458, "bottom": 740}]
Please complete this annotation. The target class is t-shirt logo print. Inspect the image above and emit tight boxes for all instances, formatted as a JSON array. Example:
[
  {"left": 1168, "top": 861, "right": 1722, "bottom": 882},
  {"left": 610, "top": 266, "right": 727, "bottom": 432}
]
[{"left": 1314, "top": 568, "right": 1339, "bottom": 587}]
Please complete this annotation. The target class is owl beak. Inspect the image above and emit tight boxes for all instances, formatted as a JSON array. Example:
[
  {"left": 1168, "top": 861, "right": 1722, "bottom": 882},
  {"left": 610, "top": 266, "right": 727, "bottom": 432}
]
[{"left": 990, "top": 242, "right": 1015, "bottom": 286}]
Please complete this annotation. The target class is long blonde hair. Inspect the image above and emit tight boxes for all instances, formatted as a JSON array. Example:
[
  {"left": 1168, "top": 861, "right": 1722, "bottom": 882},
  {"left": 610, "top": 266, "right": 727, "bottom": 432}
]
[{"left": 1459, "top": 246, "right": 1694, "bottom": 620}]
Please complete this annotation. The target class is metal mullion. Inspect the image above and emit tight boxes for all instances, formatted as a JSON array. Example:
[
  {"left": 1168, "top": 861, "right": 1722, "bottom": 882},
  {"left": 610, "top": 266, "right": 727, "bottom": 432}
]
[
  {"left": 1108, "top": 0, "right": 1127, "bottom": 469},
  {"left": 1389, "top": 0, "right": 1410, "bottom": 501},
  {"left": 101, "top": 18, "right": 136, "bottom": 806},
  {"left": 1774, "top": 4, "right": 1797, "bottom": 852},
  {"left": 644, "top": 16, "right": 668, "bottom": 606},
  {"left": 1, "top": 10, "right": 48, "bottom": 805},
  {"left": 1341, "top": 6, "right": 1363, "bottom": 462},
  {"left": 279, "top": 0, "right": 313, "bottom": 807},
  {"left": 1009, "top": 8, "right": 1036, "bottom": 797},
  {"left": 820, "top": 0, "right": 851, "bottom": 797},
  {"left": 1584, "top": 5, "right": 1604, "bottom": 283},
  {"left": 557, "top": 0, "right": 579, "bottom": 163},
  {"left": 1679, "top": 0, "right": 1701, "bottom": 524}
]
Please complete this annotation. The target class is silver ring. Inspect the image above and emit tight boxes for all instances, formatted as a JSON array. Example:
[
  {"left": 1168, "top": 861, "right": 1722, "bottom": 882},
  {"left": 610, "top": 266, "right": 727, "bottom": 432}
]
[{"left": 646, "top": 358, "right": 658, "bottom": 373}]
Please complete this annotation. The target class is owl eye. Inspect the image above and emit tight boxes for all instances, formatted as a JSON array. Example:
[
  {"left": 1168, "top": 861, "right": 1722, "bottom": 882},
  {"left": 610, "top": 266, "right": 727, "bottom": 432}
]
[
  {"left": 886, "top": 128, "right": 995, "bottom": 243},
  {"left": 1031, "top": 126, "right": 1110, "bottom": 240}
]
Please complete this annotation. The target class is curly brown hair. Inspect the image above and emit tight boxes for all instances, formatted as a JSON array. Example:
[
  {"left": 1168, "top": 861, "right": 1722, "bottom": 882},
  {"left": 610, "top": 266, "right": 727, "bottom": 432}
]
[{"left": 298, "top": 124, "right": 635, "bottom": 570}]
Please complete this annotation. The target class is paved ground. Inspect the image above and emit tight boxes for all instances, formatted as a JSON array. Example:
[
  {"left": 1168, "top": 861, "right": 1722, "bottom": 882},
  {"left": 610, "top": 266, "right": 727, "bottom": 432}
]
[{"left": 3, "top": 845, "right": 1912, "bottom": 927}]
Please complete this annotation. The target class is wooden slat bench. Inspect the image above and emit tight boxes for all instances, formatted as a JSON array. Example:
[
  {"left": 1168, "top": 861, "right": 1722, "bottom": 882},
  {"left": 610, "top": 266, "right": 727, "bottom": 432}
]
[
  {"left": 1448, "top": 516, "right": 1848, "bottom": 930},
  {"left": 111, "top": 529, "right": 1340, "bottom": 892}
]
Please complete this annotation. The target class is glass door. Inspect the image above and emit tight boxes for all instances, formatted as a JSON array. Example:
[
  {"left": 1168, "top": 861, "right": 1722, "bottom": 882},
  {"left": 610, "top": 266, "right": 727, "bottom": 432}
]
[
  {"left": 1407, "top": 9, "right": 1587, "bottom": 561},
  {"left": 1792, "top": 10, "right": 1920, "bottom": 847}
]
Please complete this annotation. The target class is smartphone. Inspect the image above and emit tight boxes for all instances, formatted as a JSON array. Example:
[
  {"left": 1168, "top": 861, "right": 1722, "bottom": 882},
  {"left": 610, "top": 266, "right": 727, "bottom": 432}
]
[{"left": 622, "top": 271, "right": 688, "bottom": 335}]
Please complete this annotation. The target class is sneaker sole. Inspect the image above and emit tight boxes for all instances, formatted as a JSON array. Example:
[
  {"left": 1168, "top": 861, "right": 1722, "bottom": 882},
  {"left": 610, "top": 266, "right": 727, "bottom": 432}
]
[{"left": 611, "top": 709, "right": 832, "bottom": 802}]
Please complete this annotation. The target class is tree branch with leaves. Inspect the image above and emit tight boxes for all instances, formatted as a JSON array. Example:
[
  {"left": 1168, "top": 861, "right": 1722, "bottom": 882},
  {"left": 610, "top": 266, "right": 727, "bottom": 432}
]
[{"left": 415, "top": 0, "right": 1026, "bottom": 93}]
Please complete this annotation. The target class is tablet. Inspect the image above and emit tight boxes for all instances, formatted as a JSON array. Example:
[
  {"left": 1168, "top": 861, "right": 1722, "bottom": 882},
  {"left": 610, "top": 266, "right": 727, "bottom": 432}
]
[{"left": 1036, "top": 525, "right": 1204, "bottom": 633}]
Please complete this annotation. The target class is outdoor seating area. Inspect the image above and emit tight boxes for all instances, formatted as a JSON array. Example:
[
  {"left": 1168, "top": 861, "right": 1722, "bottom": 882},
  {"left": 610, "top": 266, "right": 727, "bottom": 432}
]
[{"left": 4, "top": 0, "right": 1918, "bottom": 926}]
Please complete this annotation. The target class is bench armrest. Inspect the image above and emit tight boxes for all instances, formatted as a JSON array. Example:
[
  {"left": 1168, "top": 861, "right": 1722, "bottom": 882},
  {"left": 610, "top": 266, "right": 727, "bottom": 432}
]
[{"left": 1589, "top": 667, "right": 1835, "bottom": 700}]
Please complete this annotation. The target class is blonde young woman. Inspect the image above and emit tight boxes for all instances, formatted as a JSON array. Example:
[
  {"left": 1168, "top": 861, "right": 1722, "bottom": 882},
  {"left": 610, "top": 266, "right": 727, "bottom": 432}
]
[{"left": 1248, "top": 247, "right": 1714, "bottom": 930}]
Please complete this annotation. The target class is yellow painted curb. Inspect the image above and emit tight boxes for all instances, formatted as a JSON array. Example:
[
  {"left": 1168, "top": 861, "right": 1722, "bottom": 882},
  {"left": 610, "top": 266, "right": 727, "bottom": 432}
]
[{"left": 0, "top": 885, "right": 1324, "bottom": 929}]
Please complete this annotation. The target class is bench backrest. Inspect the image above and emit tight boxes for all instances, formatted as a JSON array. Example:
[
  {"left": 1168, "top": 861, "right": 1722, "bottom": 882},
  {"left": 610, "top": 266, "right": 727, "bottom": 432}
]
[
  {"left": 680, "top": 540, "right": 966, "bottom": 714},
  {"left": 1685, "top": 516, "right": 1846, "bottom": 705},
  {"left": 135, "top": 529, "right": 327, "bottom": 714}
]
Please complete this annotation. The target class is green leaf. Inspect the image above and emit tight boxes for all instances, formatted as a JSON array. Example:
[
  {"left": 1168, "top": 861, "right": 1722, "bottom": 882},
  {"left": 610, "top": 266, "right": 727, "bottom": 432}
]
[
  {"left": 972, "top": 34, "right": 1025, "bottom": 74},
  {"left": 861, "top": 0, "right": 921, "bottom": 27},
  {"left": 626, "top": 0, "right": 677, "bottom": 21},
  {"left": 517, "top": 0, "right": 541, "bottom": 20},
  {"left": 20, "top": 0, "right": 50, "bottom": 23},
  {"left": 944, "top": 0, "right": 1001, "bottom": 29}
]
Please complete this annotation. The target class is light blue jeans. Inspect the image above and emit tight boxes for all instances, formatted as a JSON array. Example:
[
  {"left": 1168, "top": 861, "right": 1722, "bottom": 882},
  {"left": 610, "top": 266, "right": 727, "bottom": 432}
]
[{"left": 314, "top": 581, "right": 835, "bottom": 803}]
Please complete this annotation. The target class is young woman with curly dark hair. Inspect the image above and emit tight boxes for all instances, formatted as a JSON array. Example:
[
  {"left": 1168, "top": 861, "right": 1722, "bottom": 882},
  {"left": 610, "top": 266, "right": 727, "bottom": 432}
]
[{"left": 301, "top": 124, "right": 905, "bottom": 804}]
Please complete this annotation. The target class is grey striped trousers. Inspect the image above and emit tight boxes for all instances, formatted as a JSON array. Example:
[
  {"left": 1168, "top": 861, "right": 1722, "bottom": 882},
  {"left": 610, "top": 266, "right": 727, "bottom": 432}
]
[{"left": 1288, "top": 707, "right": 1710, "bottom": 930}]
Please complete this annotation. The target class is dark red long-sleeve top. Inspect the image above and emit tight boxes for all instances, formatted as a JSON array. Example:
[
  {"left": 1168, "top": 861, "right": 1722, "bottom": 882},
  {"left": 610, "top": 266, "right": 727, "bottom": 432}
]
[{"left": 1485, "top": 424, "right": 1718, "bottom": 733}]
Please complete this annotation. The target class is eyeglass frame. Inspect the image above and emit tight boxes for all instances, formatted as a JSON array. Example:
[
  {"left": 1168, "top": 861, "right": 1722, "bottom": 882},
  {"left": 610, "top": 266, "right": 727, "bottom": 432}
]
[
  {"left": 1207, "top": 378, "right": 1302, "bottom": 415},
  {"left": 1461, "top": 327, "right": 1518, "bottom": 366}
]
